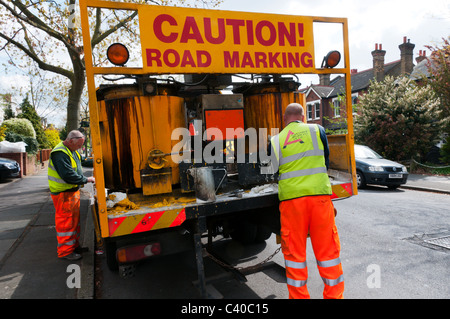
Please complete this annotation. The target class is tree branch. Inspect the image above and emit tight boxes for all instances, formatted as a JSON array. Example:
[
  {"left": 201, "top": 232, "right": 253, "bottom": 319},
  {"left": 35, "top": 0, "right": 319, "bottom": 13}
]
[
  {"left": 0, "top": 31, "right": 74, "bottom": 81},
  {"left": 0, "top": 0, "right": 79, "bottom": 57},
  {"left": 91, "top": 10, "right": 139, "bottom": 47}
]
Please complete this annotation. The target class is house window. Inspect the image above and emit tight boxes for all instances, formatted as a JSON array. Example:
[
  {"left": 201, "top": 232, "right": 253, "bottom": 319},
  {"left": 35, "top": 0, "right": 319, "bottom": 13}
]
[
  {"left": 351, "top": 93, "right": 358, "bottom": 114},
  {"left": 306, "top": 100, "right": 320, "bottom": 121},
  {"left": 332, "top": 98, "right": 340, "bottom": 118},
  {"left": 307, "top": 103, "right": 313, "bottom": 120}
]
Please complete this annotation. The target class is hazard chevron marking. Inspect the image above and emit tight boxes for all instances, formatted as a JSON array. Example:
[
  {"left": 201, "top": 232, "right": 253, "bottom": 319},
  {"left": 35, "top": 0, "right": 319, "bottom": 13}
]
[
  {"left": 108, "top": 208, "right": 186, "bottom": 237},
  {"left": 331, "top": 183, "right": 353, "bottom": 199}
]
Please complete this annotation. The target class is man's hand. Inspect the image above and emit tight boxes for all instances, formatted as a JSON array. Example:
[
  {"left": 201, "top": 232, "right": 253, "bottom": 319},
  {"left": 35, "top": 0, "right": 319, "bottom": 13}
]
[{"left": 86, "top": 176, "right": 95, "bottom": 183}]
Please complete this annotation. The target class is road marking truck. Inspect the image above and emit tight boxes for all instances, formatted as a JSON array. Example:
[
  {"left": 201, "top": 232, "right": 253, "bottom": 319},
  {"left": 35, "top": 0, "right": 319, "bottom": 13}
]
[{"left": 79, "top": 0, "right": 357, "bottom": 298}]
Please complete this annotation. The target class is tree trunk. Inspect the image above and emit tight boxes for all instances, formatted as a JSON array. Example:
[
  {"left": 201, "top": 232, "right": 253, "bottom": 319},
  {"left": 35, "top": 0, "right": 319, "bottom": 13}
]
[{"left": 66, "top": 66, "right": 85, "bottom": 132}]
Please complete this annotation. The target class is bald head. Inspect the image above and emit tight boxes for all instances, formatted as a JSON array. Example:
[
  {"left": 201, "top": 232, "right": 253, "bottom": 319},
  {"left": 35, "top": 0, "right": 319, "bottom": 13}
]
[
  {"left": 64, "top": 130, "right": 85, "bottom": 151},
  {"left": 284, "top": 103, "right": 304, "bottom": 125}
]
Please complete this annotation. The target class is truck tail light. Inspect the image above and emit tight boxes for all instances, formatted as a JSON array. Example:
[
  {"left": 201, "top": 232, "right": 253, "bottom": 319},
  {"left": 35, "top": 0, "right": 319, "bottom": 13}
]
[{"left": 116, "top": 243, "right": 161, "bottom": 263}]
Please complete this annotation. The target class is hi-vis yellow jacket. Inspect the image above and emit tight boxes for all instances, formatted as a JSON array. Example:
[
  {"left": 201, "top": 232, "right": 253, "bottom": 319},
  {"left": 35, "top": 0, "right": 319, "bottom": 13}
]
[
  {"left": 48, "top": 142, "right": 82, "bottom": 194},
  {"left": 271, "top": 121, "right": 332, "bottom": 201}
]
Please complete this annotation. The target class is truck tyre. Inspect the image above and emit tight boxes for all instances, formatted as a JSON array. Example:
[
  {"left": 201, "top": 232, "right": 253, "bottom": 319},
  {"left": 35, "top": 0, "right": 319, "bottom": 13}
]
[
  {"left": 255, "top": 224, "right": 272, "bottom": 243},
  {"left": 230, "top": 221, "right": 257, "bottom": 244},
  {"left": 105, "top": 239, "right": 119, "bottom": 271}
]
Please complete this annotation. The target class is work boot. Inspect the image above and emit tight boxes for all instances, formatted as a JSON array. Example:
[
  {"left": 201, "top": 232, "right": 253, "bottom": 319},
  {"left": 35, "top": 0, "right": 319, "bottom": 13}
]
[{"left": 61, "top": 252, "right": 82, "bottom": 261}]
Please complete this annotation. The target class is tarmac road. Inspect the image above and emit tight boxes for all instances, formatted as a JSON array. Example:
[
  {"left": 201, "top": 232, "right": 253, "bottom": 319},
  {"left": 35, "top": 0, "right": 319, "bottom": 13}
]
[{"left": 97, "top": 185, "right": 450, "bottom": 299}]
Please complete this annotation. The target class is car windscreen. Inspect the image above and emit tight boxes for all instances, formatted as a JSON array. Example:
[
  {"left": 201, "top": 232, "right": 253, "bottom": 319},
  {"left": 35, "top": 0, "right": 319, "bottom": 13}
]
[{"left": 355, "top": 145, "right": 383, "bottom": 159}]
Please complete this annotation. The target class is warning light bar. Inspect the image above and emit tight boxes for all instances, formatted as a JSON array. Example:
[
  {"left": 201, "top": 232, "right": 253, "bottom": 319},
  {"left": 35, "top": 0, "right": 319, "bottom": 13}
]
[
  {"left": 321, "top": 50, "right": 341, "bottom": 68},
  {"left": 107, "top": 43, "right": 130, "bottom": 66}
]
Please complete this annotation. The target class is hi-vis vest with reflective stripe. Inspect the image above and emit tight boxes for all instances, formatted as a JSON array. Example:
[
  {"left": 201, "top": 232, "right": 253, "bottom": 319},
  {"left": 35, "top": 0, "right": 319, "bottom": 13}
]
[
  {"left": 48, "top": 142, "right": 81, "bottom": 194},
  {"left": 271, "top": 122, "right": 332, "bottom": 201}
]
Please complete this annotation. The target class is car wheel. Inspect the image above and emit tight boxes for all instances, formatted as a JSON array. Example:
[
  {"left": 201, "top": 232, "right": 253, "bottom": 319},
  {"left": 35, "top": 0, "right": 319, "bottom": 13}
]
[{"left": 356, "top": 171, "right": 366, "bottom": 189}]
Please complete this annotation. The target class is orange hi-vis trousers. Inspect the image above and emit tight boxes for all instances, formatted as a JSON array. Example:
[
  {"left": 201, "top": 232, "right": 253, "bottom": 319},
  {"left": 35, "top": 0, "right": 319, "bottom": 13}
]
[
  {"left": 280, "top": 195, "right": 344, "bottom": 299},
  {"left": 51, "top": 190, "right": 81, "bottom": 258}
]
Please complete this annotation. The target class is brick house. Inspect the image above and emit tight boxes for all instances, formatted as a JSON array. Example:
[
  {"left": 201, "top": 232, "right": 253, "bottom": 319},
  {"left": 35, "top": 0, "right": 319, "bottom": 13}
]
[{"left": 302, "top": 37, "right": 420, "bottom": 131}]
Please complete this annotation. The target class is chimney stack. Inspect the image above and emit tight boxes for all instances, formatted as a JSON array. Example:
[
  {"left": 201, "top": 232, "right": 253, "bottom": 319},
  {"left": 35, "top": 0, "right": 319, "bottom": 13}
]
[
  {"left": 319, "top": 73, "right": 331, "bottom": 86},
  {"left": 372, "top": 43, "right": 386, "bottom": 82},
  {"left": 416, "top": 50, "right": 427, "bottom": 64},
  {"left": 399, "top": 36, "right": 415, "bottom": 75}
]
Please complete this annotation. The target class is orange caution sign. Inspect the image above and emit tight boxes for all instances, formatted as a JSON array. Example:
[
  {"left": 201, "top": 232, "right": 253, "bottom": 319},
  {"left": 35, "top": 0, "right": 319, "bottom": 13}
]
[{"left": 139, "top": 6, "right": 315, "bottom": 74}]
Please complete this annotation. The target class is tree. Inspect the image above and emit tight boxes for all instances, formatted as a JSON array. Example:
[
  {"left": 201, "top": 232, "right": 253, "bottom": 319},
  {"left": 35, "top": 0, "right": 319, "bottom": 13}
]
[
  {"left": 0, "top": 0, "right": 223, "bottom": 132},
  {"left": 424, "top": 37, "right": 450, "bottom": 163},
  {"left": 355, "top": 76, "right": 444, "bottom": 162},
  {"left": 1, "top": 93, "right": 15, "bottom": 120},
  {"left": 1, "top": 117, "right": 36, "bottom": 138},
  {"left": 44, "top": 126, "right": 61, "bottom": 148},
  {"left": 17, "top": 95, "right": 49, "bottom": 148}
]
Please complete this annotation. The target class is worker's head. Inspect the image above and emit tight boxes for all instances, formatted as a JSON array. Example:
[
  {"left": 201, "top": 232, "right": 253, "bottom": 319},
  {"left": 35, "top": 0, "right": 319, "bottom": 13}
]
[
  {"left": 283, "top": 103, "right": 304, "bottom": 126},
  {"left": 65, "top": 130, "right": 85, "bottom": 151}
]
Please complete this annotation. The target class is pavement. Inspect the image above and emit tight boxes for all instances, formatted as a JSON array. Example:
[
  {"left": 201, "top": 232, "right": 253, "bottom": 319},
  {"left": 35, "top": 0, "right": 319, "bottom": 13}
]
[
  {"left": 0, "top": 165, "right": 448, "bottom": 299},
  {"left": 0, "top": 164, "right": 95, "bottom": 299},
  {"left": 400, "top": 173, "right": 450, "bottom": 194}
]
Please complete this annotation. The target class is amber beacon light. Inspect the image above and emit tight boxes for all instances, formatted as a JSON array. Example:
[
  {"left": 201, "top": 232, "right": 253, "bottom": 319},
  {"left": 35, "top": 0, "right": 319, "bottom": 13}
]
[
  {"left": 321, "top": 50, "right": 341, "bottom": 68},
  {"left": 107, "top": 43, "right": 130, "bottom": 66}
]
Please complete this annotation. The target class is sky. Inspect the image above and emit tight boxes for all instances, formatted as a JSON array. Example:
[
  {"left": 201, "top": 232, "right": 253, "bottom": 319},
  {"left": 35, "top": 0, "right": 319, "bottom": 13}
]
[
  {"left": 0, "top": 0, "right": 449, "bottom": 126},
  {"left": 218, "top": 0, "right": 449, "bottom": 75}
]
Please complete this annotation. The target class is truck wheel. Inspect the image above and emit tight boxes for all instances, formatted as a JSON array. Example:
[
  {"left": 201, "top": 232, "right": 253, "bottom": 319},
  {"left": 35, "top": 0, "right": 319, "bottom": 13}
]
[
  {"left": 255, "top": 225, "right": 272, "bottom": 243},
  {"left": 230, "top": 221, "right": 257, "bottom": 244},
  {"left": 105, "top": 239, "right": 119, "bottom": 271}
]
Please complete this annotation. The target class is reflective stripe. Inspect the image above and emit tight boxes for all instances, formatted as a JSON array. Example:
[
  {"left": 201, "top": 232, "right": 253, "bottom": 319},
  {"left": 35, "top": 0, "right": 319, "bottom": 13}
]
[
  {"left": 285, "top": 260, "right": 307, "bottom": 269},
  {"left": 287, "top": 277, "right": 307, "bottom": 287},
  {"left": 309, "top": 126, "right": 319, "bottom": 150},
  {"left": 280, "top": 149, "right": 324, "bottom": 166},
  {"left": 48, "top": 161, "right": 56, "bottom": 170},
  {"left": 57, "top": 231, "right": 78, "bottom": 237},
  {"left": 322, "top": 274, "right": 344, "bottom": 287},
  {"left": 48, "top": 175, "right": 69, "bottom": 185},
  {"left": 57, "top": 239, "right": 77, "bottom": 247},
  {"left": 280, "top": 167, "right": 328, "bottom": 180},
  {"left": 317, "top": 257, "right": 341, "bottom": 268}
]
